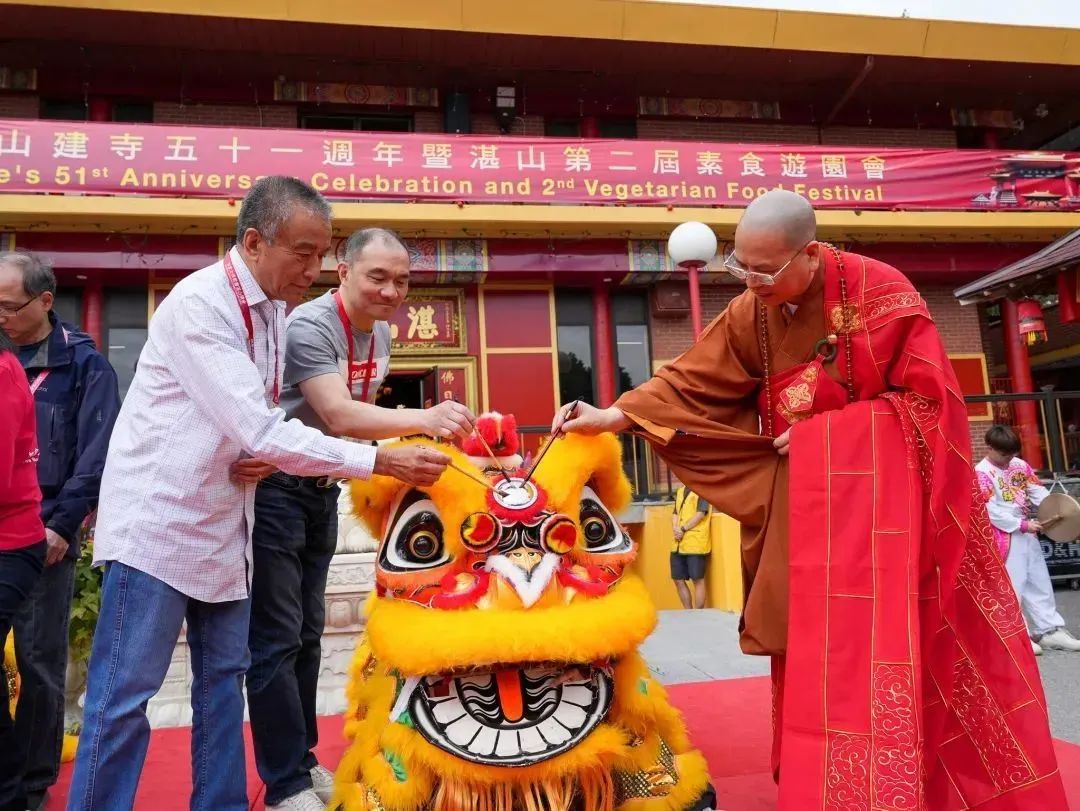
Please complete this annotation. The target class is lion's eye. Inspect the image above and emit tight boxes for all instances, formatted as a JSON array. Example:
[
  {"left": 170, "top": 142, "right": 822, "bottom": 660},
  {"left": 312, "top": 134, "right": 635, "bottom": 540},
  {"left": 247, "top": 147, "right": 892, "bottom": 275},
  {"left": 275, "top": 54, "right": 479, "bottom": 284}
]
[
  {"left": 578, "top": 486, "right": 631, "bottom": 554},
  {"left": 381, "top": 498, "right": 450, "bottom": 571},
  {"left": 582, "top": 516, "right": 608, "bottom": 545},
  {"left": 405, "top": 524, "right": 442, "bottom": 562}
]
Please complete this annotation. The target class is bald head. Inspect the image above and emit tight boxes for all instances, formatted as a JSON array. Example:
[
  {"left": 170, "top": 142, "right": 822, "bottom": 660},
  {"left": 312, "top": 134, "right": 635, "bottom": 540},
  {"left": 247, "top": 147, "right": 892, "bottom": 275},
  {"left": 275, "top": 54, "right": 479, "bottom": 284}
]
[{"left": 736, "top": 189, "right": 817, "bottom": 250}]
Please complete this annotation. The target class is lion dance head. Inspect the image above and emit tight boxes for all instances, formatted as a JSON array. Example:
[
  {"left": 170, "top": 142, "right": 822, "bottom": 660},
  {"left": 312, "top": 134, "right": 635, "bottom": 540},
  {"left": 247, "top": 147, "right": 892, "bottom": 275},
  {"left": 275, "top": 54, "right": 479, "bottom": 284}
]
[{"left": 332, "top": 413, "right": 714, "bottom": 811}]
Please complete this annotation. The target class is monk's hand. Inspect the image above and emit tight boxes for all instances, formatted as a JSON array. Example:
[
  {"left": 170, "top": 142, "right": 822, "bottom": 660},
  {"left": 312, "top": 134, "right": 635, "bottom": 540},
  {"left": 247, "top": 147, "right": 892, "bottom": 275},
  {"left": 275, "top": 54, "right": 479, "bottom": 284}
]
[
  {"left": 552, "top": 403, "right": 631, "bottom": 436},
  {"left": 230, "top": 458, "right": 277, "bottom": 484},
  {"left": 773, "top": 429, "right": 792, "bottom": 456}
]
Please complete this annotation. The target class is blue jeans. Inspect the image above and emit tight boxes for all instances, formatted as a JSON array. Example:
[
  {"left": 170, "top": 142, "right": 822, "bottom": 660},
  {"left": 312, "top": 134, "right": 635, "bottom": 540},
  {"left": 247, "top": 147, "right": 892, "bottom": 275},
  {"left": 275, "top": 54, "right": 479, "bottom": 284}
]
[
  {"left": 247, "top": 474, "right": 337, "bottom": 805},
  {"left": 67, "top": 562, "right": 251, "bottom": 811}
]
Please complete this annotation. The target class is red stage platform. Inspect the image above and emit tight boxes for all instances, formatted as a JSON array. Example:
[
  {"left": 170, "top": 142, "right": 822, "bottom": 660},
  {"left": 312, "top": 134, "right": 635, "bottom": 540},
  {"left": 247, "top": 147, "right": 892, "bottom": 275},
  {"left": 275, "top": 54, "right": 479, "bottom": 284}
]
[{"left": 50, "top": 676, "right": 1080, "bottom": 809}]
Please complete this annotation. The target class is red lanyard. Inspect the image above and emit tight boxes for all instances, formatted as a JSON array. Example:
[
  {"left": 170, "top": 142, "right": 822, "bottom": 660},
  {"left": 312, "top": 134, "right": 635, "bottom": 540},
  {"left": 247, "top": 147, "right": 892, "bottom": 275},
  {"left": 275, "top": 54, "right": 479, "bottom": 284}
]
[
  {"left": 29, "top": 370, "right": 50, "bottom": 394},
  {"left": 333, "top": 290, "right": 377, "bottom": 403},
  {"left": 26, "top": 327, "right": 68, "bottom": 396},
  {"left": 224, "top": 251, "right": 280, "bottom": 406}
]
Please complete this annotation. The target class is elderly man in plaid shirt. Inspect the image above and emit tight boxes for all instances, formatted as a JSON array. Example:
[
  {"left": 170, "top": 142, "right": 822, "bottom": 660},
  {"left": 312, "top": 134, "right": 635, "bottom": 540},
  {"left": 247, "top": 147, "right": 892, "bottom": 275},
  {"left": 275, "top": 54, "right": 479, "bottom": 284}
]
[{"left": 67, "top": 177, "right": 450, "bottom": 811}]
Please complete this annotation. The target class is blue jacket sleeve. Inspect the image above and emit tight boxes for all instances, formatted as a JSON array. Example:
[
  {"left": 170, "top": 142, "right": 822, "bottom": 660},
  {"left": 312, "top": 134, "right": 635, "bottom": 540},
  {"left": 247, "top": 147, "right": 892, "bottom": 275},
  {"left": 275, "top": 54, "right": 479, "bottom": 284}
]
[{"left": 45, "top": 352, "right": 121, "bottom": 543}]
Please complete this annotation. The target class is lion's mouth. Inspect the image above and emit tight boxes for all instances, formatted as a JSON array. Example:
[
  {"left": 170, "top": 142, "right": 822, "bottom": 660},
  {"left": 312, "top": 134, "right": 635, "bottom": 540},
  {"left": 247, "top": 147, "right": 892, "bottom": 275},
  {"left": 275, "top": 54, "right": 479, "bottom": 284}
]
[{"left": 408, "top": 663, "right": 612, "bottom": 766}]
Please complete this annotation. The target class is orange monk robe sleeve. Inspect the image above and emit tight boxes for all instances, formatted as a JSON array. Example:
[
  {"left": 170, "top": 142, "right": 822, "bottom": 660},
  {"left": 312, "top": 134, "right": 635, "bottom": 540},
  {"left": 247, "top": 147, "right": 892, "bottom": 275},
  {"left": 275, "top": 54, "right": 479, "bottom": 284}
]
[{"left": 614, "top": 293, "right": 790, "bottom": 654}]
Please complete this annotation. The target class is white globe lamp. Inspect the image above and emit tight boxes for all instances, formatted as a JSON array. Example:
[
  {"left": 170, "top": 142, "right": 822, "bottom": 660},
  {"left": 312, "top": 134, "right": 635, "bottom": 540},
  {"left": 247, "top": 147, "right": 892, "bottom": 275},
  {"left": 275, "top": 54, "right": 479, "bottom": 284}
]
[{"left": 667, "top": 221, "right": 717, "bottom": 339}]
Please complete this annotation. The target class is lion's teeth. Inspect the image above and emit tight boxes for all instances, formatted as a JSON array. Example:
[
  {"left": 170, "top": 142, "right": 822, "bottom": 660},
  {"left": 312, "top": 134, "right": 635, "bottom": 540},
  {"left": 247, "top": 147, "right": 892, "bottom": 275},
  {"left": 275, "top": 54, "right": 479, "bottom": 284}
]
[
  {"left": 433, "top": 697, "right": 467, "bottom": 725},
  {"left": 468, "top": 725, "right": 499, "bottom": 756},
  {"left": 519, "top": 726, "right": 547, "bottom": 753},
  {"left": 553, "top": 703, "right": 587, "bottom": 730},
  {"left": 561, "top": 685, "right": 594, "bottom": 707},
  {"left": 446, "top": 716, "right": 481, "bottom": 746},
  {"left": 495, "top": 730, "right": 520, "bottom": 757},
  {"left": 537, "top": 718, "right": 572, "bottom": 745}
]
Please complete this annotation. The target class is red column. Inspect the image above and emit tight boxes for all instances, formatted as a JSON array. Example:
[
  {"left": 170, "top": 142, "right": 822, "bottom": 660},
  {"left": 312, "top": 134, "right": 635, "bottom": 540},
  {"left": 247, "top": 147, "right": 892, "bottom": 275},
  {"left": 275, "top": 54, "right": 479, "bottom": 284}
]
[
  {"left": 1000, "top": 298, "right": 1045, "bottom": 467},
  {"left": 88, "top": 97, "right": 112, "bottom": 122},
  {"left": 687, "top": 267, "right": 704, "bottom": 340},
  {"left": 82, "top": 281, "right": 104, "bottom": 349},
  {"left": 592, "top": 286, "right": 616, "bottom": 407},
  {"left": 581, "top": 116, "right": 600, "bottom": 139},
  {"left": 1059, "top": 267, "right": 1080, "bottom": 324}
]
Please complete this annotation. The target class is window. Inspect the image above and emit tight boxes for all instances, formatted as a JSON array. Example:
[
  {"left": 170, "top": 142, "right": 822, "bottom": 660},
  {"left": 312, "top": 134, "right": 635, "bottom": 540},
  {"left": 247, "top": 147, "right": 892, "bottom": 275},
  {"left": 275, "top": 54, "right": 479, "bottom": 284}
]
[
  {"left": 613, "top": 292, "right": 651, "bottom": 395},
  {"left": 105, "top": 289, "right": 148, "bottom": 399},
  {"left": 555, "top": 292, "right": 595, "bottom": 406},
  {"left": 301, "top": 113, "right": 414, "bottom": 132},
  {"left": 40, "top": 99, "right": 87, "bottom": 121},
  {"left": 52, "top": 290, "right": 83, "bottom": 329},
  {"left": 599, "top": 119, "right": 637, "bottom": 139},
  {"left": 545, "top": 119, "right": 581, "bottom": 137},
  {"left": 113, "top": 102, "right": 154, "bottom": 123},
  {"left": 544, "top": 119, "right": 638, "bottom": 138}
]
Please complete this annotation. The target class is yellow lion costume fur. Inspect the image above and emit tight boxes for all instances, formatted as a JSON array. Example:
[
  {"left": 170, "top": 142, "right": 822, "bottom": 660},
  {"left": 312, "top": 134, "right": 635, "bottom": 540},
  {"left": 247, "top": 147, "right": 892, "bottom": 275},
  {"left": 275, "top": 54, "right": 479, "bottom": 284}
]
[{"left": 331, "top": 416, "right": 714, "bottom": 811}]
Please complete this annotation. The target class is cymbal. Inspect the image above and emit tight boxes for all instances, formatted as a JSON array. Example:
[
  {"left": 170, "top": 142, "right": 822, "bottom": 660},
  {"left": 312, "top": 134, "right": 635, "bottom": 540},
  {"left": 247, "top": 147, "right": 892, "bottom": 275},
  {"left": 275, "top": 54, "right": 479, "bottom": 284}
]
[{"left": 1036, "top": 492, "right": 1080, "bottom": 543}]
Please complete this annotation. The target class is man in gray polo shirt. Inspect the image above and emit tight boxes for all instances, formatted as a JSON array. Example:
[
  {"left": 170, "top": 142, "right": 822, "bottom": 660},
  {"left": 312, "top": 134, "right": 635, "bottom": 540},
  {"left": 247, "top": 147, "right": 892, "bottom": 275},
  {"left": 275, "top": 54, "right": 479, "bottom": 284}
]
[{"left": 242, "top": 228, "right": 477, "bottom": 811}]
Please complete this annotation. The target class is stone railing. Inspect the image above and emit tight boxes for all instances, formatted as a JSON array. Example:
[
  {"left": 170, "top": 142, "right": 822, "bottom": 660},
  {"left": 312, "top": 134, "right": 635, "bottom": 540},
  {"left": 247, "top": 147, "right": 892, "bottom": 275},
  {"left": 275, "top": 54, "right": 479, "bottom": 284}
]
[{"left": 145, "top": 488, "right": 377, "bottom": 727}]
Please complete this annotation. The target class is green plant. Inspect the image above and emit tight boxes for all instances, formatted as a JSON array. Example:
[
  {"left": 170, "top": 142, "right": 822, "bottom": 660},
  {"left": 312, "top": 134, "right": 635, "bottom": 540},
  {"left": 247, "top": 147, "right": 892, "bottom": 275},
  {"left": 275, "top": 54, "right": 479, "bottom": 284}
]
[{"left": 69, "top": 520, "right": 103, "bottom": 671}]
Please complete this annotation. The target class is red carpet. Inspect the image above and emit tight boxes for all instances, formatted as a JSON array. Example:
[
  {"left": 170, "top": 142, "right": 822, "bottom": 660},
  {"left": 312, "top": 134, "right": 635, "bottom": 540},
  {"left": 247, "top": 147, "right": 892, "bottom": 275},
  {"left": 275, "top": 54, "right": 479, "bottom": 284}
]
[{"left": 49, "top": 676, "right": 1080, "bottom": 809}]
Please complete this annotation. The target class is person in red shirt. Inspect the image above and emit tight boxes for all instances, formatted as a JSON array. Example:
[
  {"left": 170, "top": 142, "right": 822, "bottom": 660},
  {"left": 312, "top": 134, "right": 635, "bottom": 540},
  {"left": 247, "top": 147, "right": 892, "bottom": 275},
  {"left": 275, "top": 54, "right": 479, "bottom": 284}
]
[{"left": 0, "top": 327, "right": 46, "bottom": 811}]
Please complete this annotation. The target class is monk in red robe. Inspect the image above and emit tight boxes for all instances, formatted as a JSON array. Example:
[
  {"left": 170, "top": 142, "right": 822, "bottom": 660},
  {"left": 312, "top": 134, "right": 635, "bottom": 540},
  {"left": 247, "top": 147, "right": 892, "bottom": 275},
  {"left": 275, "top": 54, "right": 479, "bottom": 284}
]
[{"left": 553, "top": 190, "right": 1067, "bottom": 809}]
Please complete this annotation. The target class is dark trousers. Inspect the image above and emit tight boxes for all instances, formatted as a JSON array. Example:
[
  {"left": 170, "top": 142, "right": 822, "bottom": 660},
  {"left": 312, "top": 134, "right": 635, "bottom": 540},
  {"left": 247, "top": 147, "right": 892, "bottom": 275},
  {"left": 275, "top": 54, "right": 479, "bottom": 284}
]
[
  {"left": 0, "top": 541, "right": 46, "bottom": 811},
  {"left": 246, "top": 473, "right": 338, "bottom": 805},
  {"left": 13, "top": 556, "right": 76, "bottom": 798}
]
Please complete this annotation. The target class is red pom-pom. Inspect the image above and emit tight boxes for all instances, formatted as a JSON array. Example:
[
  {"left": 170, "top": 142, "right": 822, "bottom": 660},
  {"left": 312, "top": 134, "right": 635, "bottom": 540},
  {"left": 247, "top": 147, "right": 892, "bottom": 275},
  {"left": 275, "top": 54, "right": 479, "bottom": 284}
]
[{"left": 461, "top": 411, "right": 520, "bottom": 457}]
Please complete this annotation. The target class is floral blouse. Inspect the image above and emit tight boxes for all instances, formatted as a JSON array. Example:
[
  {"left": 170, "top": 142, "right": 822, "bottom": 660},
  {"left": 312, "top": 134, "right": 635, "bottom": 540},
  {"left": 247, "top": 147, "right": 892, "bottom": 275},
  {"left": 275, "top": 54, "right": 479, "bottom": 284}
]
[{"left": 975, "top": 457, "right": 1048, "bottom": 559}]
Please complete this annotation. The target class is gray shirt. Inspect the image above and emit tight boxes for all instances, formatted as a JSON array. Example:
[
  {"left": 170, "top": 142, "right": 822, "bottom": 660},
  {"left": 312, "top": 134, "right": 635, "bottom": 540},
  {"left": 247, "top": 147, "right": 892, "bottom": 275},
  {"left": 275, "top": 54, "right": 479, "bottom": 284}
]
[{"left": 279, "top": 291, "right": 392, "bottom": 435}]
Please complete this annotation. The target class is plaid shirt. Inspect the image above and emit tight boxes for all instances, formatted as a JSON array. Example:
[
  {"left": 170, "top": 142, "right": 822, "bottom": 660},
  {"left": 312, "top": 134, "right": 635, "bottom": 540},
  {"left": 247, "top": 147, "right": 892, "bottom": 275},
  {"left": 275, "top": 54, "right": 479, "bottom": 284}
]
[{"left": 94, "top": 248, "right": 376, "bottom": 602}]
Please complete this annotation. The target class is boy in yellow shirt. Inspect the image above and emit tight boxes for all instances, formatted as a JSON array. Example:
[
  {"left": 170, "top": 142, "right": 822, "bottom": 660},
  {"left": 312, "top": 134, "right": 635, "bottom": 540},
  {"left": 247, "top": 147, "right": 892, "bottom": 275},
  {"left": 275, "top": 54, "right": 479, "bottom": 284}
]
[{"left": 671, "top": 485, "right": 713, "bottom": 609}]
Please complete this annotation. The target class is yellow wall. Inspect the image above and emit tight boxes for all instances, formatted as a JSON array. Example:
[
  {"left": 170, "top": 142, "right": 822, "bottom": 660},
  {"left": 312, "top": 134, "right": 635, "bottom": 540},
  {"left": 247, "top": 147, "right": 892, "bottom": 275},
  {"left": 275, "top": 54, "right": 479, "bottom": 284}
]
[{"left": 628, "top": 505, "right": 743, "bottom": 613}]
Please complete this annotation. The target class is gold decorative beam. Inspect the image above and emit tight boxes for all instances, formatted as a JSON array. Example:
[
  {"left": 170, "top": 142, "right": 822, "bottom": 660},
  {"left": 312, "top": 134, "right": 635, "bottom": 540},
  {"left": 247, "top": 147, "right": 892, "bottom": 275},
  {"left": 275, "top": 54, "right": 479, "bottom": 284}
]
[
  {"left": 2, "top": 194, "right": 1079, "bottom": 243},
  {"left": 4, "top": 0, "right": 1078, "bottom": 66}
]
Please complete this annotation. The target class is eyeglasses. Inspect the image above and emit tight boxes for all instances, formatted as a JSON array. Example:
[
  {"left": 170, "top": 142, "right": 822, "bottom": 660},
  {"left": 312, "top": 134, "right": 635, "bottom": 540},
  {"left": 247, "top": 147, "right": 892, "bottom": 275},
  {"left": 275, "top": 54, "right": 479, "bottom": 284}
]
[
  {"left": 722, "top": 241, "right": 812, "bottom": 286},
  {"left": 0, "top": 295, "right": 40, "bottom": 316}
]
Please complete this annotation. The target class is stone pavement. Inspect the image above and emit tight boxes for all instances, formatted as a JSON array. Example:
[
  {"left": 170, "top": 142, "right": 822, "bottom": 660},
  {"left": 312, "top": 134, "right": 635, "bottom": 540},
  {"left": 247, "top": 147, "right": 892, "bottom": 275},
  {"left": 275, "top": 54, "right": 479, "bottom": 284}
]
[{"left": 641, "top": 586, "right": 1080, "bottom": 744}]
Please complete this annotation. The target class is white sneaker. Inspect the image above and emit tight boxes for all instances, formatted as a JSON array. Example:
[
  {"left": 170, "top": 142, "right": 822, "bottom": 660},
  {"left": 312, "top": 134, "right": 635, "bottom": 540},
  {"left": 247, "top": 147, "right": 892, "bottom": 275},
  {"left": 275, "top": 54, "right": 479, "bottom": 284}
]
[
  {"left": 1039, "top": 628, "right": 1080, "bottom": 652},
  {"left": 266, "top": 788, "right": 325, "bottom": 811},
  {"left": 1032, "top": 640, "right": 1043, "bottom": 656},
  {"left": 310, "top": 764, "right": 335, "bottom": 804}
]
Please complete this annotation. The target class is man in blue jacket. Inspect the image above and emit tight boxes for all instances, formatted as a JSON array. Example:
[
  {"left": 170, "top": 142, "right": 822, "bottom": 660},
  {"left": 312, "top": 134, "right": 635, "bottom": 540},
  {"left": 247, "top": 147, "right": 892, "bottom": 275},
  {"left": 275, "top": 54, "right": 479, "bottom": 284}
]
[{"left": 0, "top": 251, "right": 120, "bottom": 811}]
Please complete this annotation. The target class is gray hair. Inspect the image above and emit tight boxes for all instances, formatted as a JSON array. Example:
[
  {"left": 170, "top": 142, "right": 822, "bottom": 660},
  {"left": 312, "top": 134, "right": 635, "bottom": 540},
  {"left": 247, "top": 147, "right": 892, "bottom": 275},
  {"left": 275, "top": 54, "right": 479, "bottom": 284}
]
[
  {"left": 343, "top": 227, "right": 408, "bottom": 265},
  {"left": 235, "top": 176, "right": 332, "bottom": 245},
  {"left": 0, "top": 251, "right": 56, "bottom": 297}
]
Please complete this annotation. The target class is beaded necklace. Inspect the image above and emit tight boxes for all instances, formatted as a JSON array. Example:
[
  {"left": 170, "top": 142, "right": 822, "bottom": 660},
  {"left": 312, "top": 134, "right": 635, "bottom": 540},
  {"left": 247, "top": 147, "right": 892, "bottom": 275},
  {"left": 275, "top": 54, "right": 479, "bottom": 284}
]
[{"left": 757, "top": 242, "right": 856, "bottom": 438}]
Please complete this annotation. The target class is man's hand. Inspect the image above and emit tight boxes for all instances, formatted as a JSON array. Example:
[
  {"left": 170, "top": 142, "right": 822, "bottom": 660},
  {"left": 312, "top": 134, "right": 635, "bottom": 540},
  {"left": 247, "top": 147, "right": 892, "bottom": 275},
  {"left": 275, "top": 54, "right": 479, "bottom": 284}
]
[
  {"left": 420, "top": 400, "right": 477, "bottom": 440},
  {"left": 230, "top": 458, "right": 277, "bottom": 484},
  {"left": 674, "top": 528, "right": 685, "bottom": 542},
  {"left": 45, "top": 528, "right": 69, "bottom": 566},
  {"left": 773, "top": 429, "right": 792, "bottom": 456},
  {"left": 374, "top": 444, "right": 451, "bottom": 487},
  {"left": 551, "top": 403, "right": 632, "bottom": 436}
]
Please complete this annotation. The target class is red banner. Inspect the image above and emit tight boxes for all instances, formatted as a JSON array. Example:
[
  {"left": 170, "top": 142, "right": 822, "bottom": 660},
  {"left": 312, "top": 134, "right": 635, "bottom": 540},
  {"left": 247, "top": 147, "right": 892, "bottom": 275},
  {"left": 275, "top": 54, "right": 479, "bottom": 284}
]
[{"left": 2, "top": 118, "right": 1079, "bottom": 210}]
